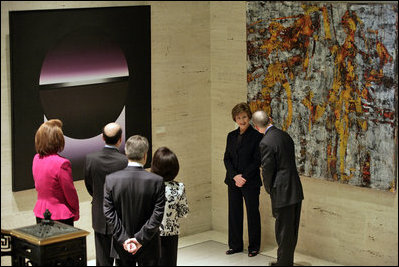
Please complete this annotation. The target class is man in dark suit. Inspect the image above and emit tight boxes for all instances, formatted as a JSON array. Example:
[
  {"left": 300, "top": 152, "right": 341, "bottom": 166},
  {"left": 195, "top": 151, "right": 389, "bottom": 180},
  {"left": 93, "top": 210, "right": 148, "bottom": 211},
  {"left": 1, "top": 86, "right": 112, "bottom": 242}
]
[
  {"left": 252, "top": 110, "right": 304, "bottom": 266},
  {"left": 104, "top": 135, "right": 165, "bottom": 266},
  {"left": 84, "top": 122, "right": 128, "bottom": 266}
]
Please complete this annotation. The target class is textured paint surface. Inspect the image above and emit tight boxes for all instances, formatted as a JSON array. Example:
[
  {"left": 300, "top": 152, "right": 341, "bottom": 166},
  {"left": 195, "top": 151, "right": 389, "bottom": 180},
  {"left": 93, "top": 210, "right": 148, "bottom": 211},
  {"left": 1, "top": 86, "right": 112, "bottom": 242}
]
[{"left": 247, "top": 2, "right": 397, "bottom": 191}]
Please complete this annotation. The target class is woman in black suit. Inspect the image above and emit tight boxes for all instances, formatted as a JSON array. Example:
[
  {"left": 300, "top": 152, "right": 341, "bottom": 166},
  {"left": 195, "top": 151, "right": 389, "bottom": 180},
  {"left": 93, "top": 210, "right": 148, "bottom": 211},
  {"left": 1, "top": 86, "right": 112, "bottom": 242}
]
[{"left": 223, "top": 102, "right": 263, "bottom": 257}]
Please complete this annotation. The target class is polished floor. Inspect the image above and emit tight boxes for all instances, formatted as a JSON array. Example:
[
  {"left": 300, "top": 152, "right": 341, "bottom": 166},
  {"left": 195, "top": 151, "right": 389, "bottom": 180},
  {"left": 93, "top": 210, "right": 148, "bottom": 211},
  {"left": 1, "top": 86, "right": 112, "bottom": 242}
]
[
  {"left": 87, "top": 230, "right": 341, "bottom": 266},
  {"left": 177, "top": 240, "right": 275, "bottom": 266}
]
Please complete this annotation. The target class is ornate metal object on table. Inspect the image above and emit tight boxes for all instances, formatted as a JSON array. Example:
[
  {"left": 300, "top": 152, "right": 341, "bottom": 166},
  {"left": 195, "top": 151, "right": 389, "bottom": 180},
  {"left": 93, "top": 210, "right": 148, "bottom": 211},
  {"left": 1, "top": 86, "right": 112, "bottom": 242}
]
[{"left": 9, "top": 209, "right": 89, "bottom": 266}]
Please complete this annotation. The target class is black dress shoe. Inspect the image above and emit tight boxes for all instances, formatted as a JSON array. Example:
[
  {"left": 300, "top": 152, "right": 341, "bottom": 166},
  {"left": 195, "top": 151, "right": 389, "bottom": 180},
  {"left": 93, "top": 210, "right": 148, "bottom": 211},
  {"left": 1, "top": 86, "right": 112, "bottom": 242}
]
[
  {"left": 226, "top": 248, "right": 243, "bottom": 255},
  {"left": 248, "top": 250, "right": 259, "bottom": 257},
  {"left": 269, "top": 261, "right": 278, "bottom": 266}
]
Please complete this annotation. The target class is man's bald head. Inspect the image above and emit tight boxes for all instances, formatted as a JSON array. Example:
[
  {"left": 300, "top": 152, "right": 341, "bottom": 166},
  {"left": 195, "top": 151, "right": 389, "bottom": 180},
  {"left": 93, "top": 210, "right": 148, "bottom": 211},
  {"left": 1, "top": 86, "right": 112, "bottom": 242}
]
[
  {"left": 103, "top": 123, "right": 122, "bottom": 145},
  {"left": 252, "top": 110, "right": 270, "bottom": 128}
]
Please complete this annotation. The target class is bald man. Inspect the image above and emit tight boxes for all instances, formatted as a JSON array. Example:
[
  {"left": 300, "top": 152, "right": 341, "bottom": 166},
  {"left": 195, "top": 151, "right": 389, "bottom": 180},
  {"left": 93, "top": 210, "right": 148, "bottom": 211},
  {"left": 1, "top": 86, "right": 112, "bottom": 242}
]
[
  {"left": 84, "top": 123, "right": 128, "bottom": 266},
  {"left": 252, "top": 111, "right": 303, "bottom": 266}
]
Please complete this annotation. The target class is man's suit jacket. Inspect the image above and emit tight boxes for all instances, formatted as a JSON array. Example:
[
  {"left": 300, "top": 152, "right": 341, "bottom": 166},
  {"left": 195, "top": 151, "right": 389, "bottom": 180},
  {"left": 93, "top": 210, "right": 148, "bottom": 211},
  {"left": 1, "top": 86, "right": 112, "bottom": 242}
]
[
  {"left": 103, "top": 166, "right": 165, "bottom": 260},
  {"left": 224, "top": 125, "right": 263, "bottom": 188},
  {"left": 84, "top": 147, "right": 128, "bottom": 235},
  {"left": 259, "top": 126, "right": 304, "bottom": 210}
]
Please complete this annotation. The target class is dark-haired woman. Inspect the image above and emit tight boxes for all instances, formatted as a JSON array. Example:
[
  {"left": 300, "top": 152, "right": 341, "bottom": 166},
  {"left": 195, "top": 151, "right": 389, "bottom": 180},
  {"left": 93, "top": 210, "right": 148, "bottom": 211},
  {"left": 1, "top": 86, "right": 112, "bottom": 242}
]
[
  {"left": 151, "top": 147, "right": 189, "bottom": 266},
  {"left": 223, "top": 102, "right": 263, "bottom": 257}
]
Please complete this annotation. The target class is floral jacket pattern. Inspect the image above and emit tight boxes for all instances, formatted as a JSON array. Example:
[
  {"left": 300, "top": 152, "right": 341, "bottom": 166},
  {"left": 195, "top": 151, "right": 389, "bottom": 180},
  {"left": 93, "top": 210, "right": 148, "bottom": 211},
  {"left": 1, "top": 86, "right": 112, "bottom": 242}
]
[{"left": 160, "top": 181, "right": 189, "bottom": 236}]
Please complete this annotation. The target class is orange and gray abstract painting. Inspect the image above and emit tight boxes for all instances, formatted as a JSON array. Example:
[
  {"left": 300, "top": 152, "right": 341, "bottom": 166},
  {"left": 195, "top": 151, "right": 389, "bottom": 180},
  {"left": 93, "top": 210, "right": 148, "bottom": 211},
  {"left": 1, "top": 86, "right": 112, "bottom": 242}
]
[{"left": 247, "top": 2, "right": 397, "bottom": 191}]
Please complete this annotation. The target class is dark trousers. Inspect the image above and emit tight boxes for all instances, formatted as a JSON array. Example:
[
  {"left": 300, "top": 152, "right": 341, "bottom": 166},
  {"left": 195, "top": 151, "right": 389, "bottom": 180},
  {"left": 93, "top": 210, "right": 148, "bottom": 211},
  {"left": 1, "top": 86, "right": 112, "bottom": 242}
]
[
  {"left": 114, "top": 235, "right": 160, "bottom": 266},
  {"left": 36, "top": 217, "right": 74, "bottom": 226},
  {"left": 227, "top": 186, "right": 261, "bottom": 251},
  {"left": 115, "top": 256, "right": 159, "bottom": 266},
  {"left": 95, "top": 232, "right": 114, "bottom": 266},
  {"left": 273, "top": 201, "right": 302, "bottom": 266},
  {"left": 160, "top": 235, "right": 178, "bottom": 266}
]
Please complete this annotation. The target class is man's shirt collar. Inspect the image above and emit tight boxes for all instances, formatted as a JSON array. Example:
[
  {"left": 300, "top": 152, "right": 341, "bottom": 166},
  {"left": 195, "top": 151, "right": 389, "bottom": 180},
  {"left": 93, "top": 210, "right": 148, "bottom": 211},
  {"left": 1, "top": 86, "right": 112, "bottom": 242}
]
[
  {"left": 105, "top": 144, "right": 118, "bottom": 149},
  {"left": 128, "top": 161, "right": 144, "bottom": 168},
  {"left": 265, "top": 124, "right": 273, "bottom": 134}
]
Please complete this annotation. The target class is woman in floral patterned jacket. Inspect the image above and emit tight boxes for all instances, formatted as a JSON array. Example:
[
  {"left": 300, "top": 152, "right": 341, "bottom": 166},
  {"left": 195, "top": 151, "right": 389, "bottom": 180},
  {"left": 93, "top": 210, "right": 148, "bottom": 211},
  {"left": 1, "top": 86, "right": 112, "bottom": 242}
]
[{"left": 151, "top": 146, "right": 189, "bottom": 266}]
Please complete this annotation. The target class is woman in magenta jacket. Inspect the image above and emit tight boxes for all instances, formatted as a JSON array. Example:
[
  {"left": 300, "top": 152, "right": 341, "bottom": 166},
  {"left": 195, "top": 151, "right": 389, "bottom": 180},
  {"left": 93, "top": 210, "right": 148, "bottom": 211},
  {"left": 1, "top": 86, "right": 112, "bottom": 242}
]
[{"left": 32, "top": 119, "right": 79, "bottom": 226}]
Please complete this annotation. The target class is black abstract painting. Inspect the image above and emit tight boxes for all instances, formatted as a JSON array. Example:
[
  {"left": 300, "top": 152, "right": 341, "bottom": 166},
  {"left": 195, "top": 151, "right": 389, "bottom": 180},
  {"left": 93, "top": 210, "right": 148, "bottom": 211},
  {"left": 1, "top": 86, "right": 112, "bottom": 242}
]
[{"left": 10, "top": 6, "right": 151, "bottom": 191}]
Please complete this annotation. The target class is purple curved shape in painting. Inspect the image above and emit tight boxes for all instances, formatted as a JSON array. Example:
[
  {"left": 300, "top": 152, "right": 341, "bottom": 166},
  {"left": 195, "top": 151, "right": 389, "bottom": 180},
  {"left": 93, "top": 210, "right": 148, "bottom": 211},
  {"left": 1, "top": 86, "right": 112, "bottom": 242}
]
[
  {"left": 38, "top": 31, "right": 129, "bottom": 139},
  {"left": 39, "top": 35, "right": 129, "bottom": 85},
  {"left": 56, "top": 107, "right": 126, "bottom": 160}
]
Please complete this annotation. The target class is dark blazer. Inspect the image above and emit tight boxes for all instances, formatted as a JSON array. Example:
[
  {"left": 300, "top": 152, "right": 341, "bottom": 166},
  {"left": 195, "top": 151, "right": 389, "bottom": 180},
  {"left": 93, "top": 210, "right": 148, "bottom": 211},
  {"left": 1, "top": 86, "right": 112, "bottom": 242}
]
[
  {"left": 224, "top": 125, "right": 263, "bottom": 188},
  {"left": 84, "top": 147, "right": 128, "bottom": 235},
  {"left": 103, "top": 166, "right": 165, "bottom": 261},
  {"left": 259, "top": 126, "right": 304, "bottom": 210}
]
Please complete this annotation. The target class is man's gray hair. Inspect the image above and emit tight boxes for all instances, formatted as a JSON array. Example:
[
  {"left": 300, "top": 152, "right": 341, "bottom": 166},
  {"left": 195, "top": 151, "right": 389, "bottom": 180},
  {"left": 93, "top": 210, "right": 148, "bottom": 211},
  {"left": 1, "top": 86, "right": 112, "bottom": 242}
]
[
  {"left": 252, "top": 110, "right": 270, "bottom": 127},
  {"left": 125, "top": 135, "right": 149, "bottom": 161}
]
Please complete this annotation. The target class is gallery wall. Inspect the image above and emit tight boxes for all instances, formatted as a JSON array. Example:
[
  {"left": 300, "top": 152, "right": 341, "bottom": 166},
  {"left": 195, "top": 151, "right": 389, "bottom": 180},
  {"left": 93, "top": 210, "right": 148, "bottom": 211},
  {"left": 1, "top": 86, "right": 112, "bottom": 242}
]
[
  {"left": 210, "top": 2, "right": 398, "bottom": 266},
  {"left": 1, "top": 1, "right": 397, "bottom": 266},
  {"left": 1, "top": 1, "right": 212, "bottom": 262}
]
